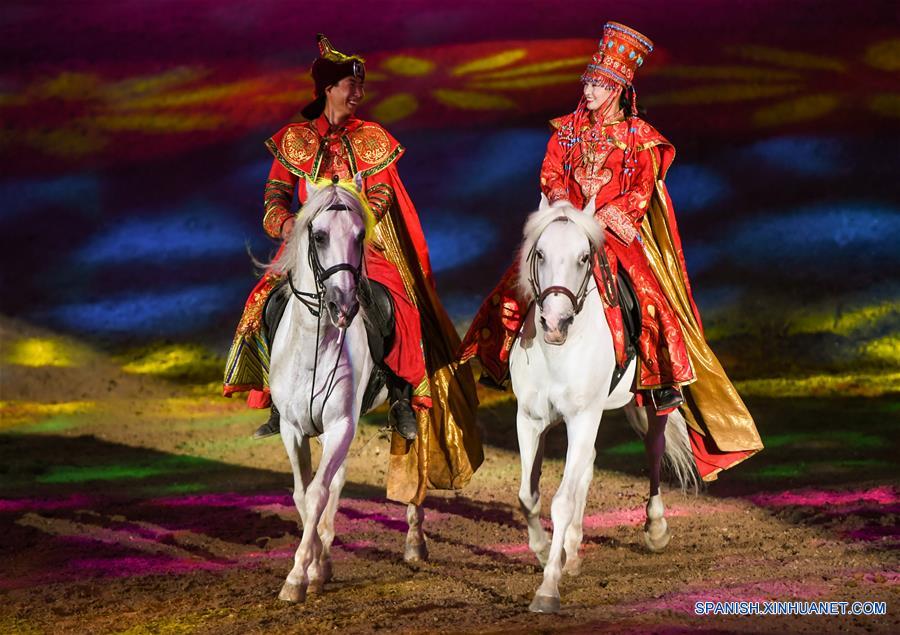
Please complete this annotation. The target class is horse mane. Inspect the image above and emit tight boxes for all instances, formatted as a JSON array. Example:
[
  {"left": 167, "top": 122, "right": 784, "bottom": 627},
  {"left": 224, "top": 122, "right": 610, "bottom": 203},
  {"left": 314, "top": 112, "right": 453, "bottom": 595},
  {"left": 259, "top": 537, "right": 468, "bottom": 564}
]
[
  {"left": 516, "top": 200, "right": 605, "bottom": 302},
  {"left": 270, "top": 180, "right": 375, "bottom": 277}
]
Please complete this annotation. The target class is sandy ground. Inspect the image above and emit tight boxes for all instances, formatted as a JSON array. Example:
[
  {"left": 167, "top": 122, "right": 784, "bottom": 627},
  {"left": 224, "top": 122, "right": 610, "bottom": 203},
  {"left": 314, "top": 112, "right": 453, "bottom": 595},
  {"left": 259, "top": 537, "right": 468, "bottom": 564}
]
[{"left": 1, "top": 318, "right": 898, "bottom": 634}]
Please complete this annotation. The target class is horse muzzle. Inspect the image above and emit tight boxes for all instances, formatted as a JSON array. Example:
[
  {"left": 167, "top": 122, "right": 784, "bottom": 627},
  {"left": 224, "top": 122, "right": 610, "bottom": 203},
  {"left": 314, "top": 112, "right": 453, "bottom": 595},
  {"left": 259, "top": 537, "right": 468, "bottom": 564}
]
[
  {"left": 540, "top": 314, "right": 573, "bottom": 345},
  {"left": 325, "top": 289, "right": 360, "bottom": 329}
]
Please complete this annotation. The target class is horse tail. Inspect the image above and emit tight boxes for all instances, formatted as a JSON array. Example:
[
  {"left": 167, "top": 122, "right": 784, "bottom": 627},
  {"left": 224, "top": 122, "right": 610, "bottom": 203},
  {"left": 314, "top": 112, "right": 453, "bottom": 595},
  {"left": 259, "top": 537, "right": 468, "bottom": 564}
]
[{"left": 623, "top": 403, "right": 700, "bottom": 495}]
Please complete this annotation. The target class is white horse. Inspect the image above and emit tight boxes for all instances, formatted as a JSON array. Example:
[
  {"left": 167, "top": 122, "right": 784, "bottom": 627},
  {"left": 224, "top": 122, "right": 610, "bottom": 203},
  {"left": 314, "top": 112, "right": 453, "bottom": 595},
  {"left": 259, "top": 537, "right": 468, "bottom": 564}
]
[
  {"left": 509, "top": 196, "right": 697, "bottom": 613},
  {"left": 268, "top": 176, "right": 427, "bottom": 604}
]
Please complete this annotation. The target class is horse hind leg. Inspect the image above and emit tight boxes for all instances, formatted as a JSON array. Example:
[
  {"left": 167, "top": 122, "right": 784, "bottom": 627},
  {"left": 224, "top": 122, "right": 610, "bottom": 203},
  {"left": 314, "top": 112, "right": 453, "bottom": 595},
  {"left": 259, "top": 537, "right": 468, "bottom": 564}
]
[
  {"left": 562, "top": 448, "right": 595, "bottom": 577},
  {"left": 404, "top": 503, "right": 428, "bottom": 562},
  {"left": 517, "top": 413, "right": 550, "bottom": 567},
  {"left": 642, "top": 409, "right": 672, "bottom": 553}
]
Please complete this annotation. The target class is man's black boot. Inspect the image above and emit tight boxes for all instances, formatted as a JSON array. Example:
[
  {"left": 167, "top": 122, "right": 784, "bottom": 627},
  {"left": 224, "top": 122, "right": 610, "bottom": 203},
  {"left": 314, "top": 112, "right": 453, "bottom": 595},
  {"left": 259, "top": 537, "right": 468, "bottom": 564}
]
[
  {"left": 253, "top": 405, "right": 281, "bottom": 439},
  {"left": 388, "top": 380, "right": 418, "bottom": 441},
  {"left": 650, "top": 386, "right": 684, "bottom": 413}
]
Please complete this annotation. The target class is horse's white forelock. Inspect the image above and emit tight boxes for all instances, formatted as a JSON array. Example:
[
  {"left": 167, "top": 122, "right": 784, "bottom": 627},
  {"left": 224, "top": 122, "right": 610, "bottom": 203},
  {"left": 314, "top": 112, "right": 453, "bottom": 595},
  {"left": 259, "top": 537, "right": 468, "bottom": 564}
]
[
  {"left": 516, "top": 200, "right": 605, "bottom": 302},
  {"left": 270, "top": 185, "right": 366, "bottom": 278}
]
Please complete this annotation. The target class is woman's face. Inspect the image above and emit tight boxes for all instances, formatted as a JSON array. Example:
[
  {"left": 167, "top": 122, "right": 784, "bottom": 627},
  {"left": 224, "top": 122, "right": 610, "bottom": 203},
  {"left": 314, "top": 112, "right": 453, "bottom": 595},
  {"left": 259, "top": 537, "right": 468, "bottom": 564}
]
[{"left": 583, "top": 82, "right": 621, "bottom": 112}]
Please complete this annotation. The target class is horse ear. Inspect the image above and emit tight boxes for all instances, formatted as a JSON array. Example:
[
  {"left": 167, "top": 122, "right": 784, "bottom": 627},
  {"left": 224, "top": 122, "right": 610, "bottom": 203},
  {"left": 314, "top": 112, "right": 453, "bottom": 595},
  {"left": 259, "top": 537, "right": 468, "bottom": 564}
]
[
  {"left": 583, "top": 195, "right": 597, "bottom": 216},
  {"left": 539, "top": 193, "right": 551, "bottom": 211},
  {"left": 352, "top": 172, "right": 364, "bottom": 193},
  {"left": 306, "top": 178, "right": 319, "bottom": 199}
]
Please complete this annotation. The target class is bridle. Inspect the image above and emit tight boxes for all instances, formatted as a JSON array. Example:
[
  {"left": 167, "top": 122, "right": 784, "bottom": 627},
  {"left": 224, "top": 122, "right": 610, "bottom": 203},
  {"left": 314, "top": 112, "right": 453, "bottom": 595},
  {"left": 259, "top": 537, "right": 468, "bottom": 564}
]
[
  {"left": 527, "top": 216, "right": 596, "bottom": 316},
  {"left": 284, "top": 201, "right": 366, "bottom": 434},
  {"left": 287, "top": 203, "right": 363, "bottom": 317}
]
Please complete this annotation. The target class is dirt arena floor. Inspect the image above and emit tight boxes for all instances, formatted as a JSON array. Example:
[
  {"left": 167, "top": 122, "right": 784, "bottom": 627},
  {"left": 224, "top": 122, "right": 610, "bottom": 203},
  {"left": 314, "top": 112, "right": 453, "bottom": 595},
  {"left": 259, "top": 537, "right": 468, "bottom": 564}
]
[{"left": 1, "top": 319, "right": 898, "bottom": 633}]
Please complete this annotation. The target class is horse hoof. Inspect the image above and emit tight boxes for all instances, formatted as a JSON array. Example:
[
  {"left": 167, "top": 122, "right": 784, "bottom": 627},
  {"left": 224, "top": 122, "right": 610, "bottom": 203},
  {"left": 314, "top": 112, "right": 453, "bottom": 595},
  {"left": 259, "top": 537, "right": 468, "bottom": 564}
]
[
  {"left": 307, "top": 578, "right": 325, "bottom": 594},
  {"left": 529, "top": 593, "right": 561, "bottom": 613},
  {"left": 643, "top": 523, "right": 672, "bottom": 553},
  {"left": 278, "top": 581, "right": 307, "bottom": 603},
  {"left": 404, "top": 542, "right": 429, "bottom": 563}
]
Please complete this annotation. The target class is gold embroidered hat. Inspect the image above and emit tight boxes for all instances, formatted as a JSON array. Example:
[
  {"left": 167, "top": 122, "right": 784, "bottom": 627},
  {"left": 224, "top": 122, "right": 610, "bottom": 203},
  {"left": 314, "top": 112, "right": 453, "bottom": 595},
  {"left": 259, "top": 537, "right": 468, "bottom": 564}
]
[
  {"left": 301, "top": 34, "right": 366, "bottom": 120},
  {"left": 582, "top": 21, "right": 653, "bottom": 87}
]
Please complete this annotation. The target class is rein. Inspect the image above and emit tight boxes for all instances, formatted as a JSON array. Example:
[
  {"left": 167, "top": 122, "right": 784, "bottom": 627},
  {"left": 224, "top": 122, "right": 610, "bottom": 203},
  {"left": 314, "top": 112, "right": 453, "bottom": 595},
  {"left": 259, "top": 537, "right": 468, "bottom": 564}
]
[{"left": 284, "top": 201, "right": 366, "bottom": 434}]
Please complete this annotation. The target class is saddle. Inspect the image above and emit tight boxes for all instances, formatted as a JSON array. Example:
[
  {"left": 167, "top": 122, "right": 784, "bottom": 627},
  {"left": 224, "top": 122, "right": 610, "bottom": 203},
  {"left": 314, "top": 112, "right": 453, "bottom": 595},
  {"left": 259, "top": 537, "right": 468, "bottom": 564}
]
[{"left": 262, "top": 278, "right": 394, "bottom": 419}]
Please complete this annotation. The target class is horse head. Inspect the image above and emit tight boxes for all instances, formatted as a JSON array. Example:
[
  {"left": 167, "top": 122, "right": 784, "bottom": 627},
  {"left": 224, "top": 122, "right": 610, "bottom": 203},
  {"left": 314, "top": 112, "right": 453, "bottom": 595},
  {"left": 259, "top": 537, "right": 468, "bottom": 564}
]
[
  {"left": 518, "top": 194, "right": 603, "bottom": 345},
  {"left": 277, "top": 174, "right": 374, "bottom": 329}
]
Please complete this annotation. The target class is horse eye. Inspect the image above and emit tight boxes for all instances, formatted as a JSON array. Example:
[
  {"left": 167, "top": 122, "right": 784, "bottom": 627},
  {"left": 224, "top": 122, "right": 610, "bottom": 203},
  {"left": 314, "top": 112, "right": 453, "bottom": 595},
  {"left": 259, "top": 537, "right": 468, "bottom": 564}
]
[
  {"left": 312, "top": 230, "right": 327, "bottom": 245},
  {"left": 580, "top": 253, "right": 590, "bottom": 265},
  {"left": 536, "top": 250, "right": 544, "bottom": 261},
  {"left": 356, "top": 230, "right": 365, "bottom": 244}
]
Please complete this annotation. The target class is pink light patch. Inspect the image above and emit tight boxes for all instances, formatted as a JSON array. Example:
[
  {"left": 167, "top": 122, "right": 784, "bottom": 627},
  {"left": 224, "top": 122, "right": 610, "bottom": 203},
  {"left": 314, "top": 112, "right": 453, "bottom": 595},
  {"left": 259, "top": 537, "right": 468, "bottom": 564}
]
[
  {"left": 0, "top": 494, "right": 95, "bottom": 513},
  {"left": 622, "top": 579, "right": 830, "bottom": 614},
  {"left": 748, "top": 486, "right": 900, "bottom": 508},
  {"left": 71, "top": 555, "right": 227, "bottom": 577},
  {"left": 151, "top": 492, "right": 291, "bottom": 508},
  {"left": 484, "top": 542, "right": 533, "bottom": 555},
  {"left": 582, "top": 502, "right": 737, "bottom": 529}
]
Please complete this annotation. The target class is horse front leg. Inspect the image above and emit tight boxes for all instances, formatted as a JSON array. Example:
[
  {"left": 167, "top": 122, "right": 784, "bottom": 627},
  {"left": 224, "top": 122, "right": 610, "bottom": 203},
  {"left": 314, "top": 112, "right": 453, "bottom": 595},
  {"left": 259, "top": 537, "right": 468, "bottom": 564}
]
[
  {"left": 562, "top": 448, "right": 595, "bottom": 577},
  {"left": 643, "top": 409, "right": 671, "bottom": 552},
  {"left": 517, "top": 408, "right": 550, "bottom": 567},
  {"left": 311, "top": 462, "right": 346, "bottom": 592},
  {"left": 404, "top": 503, "right": 428, "bottom": 562},
  {"left": 530, "top": 413, "right": 600, "bottom": 614},
  {"left": 279, "top": 418, "right": 355, "bottom": 603}
]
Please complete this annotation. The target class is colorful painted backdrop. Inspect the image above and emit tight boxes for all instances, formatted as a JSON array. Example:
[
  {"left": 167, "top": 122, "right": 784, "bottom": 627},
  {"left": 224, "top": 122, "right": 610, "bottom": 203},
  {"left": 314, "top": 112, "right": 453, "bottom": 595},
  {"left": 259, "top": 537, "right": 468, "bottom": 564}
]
[{"left": 1, "top": 0, "right": 898, "bottom": 386}]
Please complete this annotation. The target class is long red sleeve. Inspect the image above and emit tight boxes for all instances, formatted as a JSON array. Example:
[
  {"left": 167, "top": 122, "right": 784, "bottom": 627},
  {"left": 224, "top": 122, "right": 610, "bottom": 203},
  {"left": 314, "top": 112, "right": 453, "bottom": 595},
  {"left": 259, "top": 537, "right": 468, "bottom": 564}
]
[
  {"left": 596, "top": 145, "right": 658, "bottom": 245},
  {"left": 262, "top": 160, "right": 299, "bottom": 239}
]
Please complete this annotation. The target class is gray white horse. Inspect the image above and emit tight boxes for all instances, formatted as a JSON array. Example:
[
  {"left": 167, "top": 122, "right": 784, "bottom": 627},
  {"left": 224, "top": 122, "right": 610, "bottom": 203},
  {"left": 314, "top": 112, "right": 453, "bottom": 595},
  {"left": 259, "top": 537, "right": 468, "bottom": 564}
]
[
  {"left": 268, "top": 177, "right": 426, "bottom": 604},
  {"left": 509, "top": 195, "right": 697, "bottom": 613}
]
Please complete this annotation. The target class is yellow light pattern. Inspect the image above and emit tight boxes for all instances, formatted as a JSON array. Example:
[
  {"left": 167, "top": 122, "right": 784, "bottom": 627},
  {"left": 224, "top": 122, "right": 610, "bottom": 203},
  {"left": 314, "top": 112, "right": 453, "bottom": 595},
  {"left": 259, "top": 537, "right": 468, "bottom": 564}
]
[
  {"left": 469, "top": 72, "right": 578, "bottom": 90},
  {"left": 104, "top": 67, "right": 205, "bottom": 100},
  {"left": 451, "top": 49, "right": 527, "bottom": 76},
  {"left": 4, "top": 338, "right": 89, "bottom": 368},
  {"left": 752, "top": 93, "right": 840, "bottom": 126},
  {"left": 864, "top": 39, "right": 900, "bottom": 71},
  {"left": 787, "top": 300, "right": 899, "bottom": 337},
  {"left": 731, "top": 45, "right": 846, "bottom": 72},
  {"left": 115, "top": 79, "right": 267, "bottom": 109},
  {"left": 0, "top": 400, "right": 97, "bottom": 429},
  {"left": 432, "top": 89, "right": 515, "bottom": 110},
  {"left": 35, "top": 72, "right": 102, "bottom": 100},
  {"left": 372, "top": 93, "right": 419, "bottom": 123},
  {"left": 91, "top": 113, "right": 225, "bottom": 132},
  {"left": 476, "top": 56, "right": 587, "bottom": 79},
  {"left": 861, "top": 335, "right": 900, "bottom": 365},
  {"left": 645, "top": 65, "right": 801, "bottom": 82},
  {"left": 380, "top": 56, "right": 435, "bottom": 76},
  {"left": 643, "top": 84, "right": 799, "bottom": 106},
  {"left": 869, "top": 94, "right": 900, "bottom": 118},
  {"left": 121, "top": 344, "right": 221, "bottom": 379},
  {"left": 735, "top": 372, "right": 900, "bottom": 398}
]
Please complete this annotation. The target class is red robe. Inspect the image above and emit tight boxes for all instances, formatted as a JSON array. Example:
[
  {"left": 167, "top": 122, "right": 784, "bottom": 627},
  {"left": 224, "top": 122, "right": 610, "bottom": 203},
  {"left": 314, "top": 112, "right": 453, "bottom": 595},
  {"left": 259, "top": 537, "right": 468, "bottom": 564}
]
[
  {"left": 224, "top": 115, "right": 431, "bottom": 408},
  {"left": 224, "top": 115, "right": 484, "bottom": 502},
  {"left": 461, "top": 114, "right": 694, "bottom": 390},
  {"left": 460, "top": 112, "right": 762, "bottom": 481}
]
